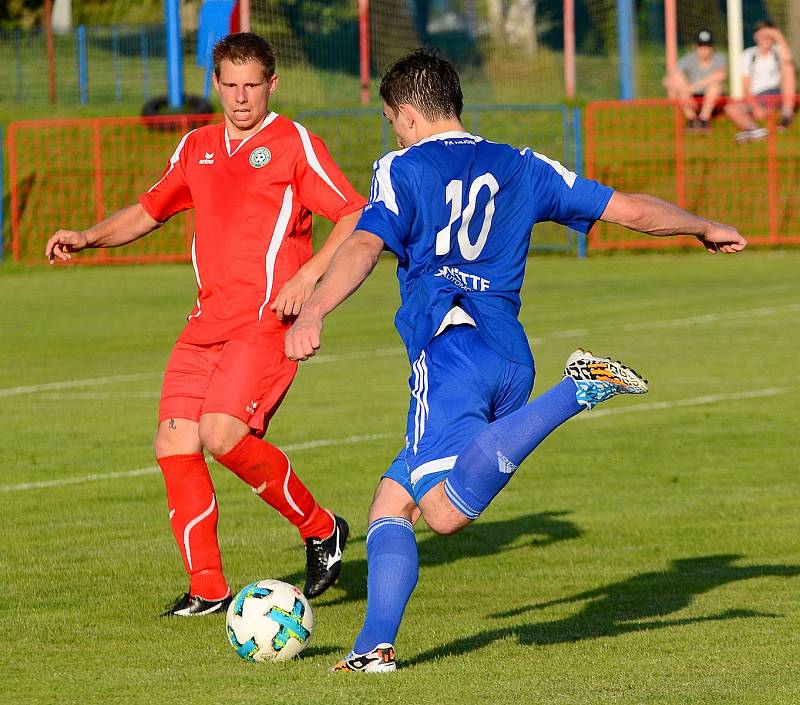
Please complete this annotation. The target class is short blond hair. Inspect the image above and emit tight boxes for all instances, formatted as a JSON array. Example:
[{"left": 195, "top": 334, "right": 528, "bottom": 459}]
[{"left": 213, "top": 32, "right": 275, "bottom": 80}]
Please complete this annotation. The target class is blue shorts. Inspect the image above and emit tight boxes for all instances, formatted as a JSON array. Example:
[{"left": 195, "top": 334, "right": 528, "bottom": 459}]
[{"left": 384, "top": 325, "right": 534, "bottom": 505}]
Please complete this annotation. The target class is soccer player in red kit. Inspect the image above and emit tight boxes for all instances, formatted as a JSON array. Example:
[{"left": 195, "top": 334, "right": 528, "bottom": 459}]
[{"left": 45, "top": 33, "right": 366, "bottom": 616}]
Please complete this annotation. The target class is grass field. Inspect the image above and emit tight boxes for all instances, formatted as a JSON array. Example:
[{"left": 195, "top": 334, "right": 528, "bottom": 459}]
[{"left": 2, "top": 250, "right": 799, "bottom": 704}]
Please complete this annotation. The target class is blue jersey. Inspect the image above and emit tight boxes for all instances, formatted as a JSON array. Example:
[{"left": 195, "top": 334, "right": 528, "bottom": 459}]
[{"left": 357, "top": 130, "right": 614, "bottom": 368}]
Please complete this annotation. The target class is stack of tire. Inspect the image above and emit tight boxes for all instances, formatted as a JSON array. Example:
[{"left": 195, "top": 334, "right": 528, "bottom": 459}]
[{"left": 141, "top": 94, "right": 215, "bottom": 131}]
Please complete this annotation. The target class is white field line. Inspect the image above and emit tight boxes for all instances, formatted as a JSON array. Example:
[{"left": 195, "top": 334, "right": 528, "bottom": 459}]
[
  {"left": 0, "top": 372, "right": 160, "bottom": 398},
  {"left": 528, "top": 302, "right": 800, "bottom": 345},
  {"left": 580, "top": 387, "right": 790, "bottom": 419},
  {"left": 3, "top": 303, "right": 797, "bottom": 399},
  {"left": 2, "top": 386, "right": 791, "bottom": 494},
  {"left": 305, "top": 347, "right": 403, "bottom": 364},
  {"left": 40, "top": 391, "right": 162, "bottom": 400},
  {"left": 0, "top": 432, "right": 394, "bottom": 493}
]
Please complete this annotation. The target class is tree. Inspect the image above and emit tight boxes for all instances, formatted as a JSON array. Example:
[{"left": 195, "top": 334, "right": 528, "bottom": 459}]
[
  {"left": 487, "top": 0, "right": 538, "bottom": 56},
  {"left": 1, "top": 0, "right": 44, "bottom": 29}
]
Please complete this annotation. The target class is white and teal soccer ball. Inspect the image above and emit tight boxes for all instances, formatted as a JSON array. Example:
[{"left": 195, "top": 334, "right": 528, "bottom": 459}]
[{"left": 226, "top": 579, "right": 314, "bottom": 662}]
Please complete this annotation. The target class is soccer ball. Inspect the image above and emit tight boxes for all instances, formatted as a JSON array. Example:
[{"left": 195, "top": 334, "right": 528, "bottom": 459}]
[{"left": 226, "top": 579, "right": 314, "bottom": 662}]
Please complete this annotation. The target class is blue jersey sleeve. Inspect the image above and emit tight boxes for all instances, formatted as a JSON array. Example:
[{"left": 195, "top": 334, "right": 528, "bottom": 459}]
[
  {"left": 524, "top": 149, "right": 613, "bottom": 233},
  {"left": 356, "top": 152, "right": 415, "bottom": 258}
]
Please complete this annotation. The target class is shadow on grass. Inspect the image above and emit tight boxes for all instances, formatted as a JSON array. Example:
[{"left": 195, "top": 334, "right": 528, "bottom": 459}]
[
  {"left": 280, "top": 510, "right": 582, "bottom": 606},
  {"left": 405, "top": 554, "right": 800, "bottom": 667}
]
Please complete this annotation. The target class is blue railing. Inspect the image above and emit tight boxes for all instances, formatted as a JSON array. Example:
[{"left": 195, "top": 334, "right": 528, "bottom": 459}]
[{"left": 0, "top": 25, "right": 186, "bottom": 106}]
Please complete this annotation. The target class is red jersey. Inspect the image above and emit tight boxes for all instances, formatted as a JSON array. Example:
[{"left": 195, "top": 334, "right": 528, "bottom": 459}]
[{"left": 139, "top": 112, "right": 366, "bottom": 347}]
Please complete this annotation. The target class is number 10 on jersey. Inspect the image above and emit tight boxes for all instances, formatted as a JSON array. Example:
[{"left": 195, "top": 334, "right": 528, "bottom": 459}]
[{"left": 435, "top": 173, "right": 500, "bottom": 261}]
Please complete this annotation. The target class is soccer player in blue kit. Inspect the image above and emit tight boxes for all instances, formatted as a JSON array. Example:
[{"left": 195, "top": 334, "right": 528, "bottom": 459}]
[{"left": 284, "top": 50, "right": 748, "bottom": 671}]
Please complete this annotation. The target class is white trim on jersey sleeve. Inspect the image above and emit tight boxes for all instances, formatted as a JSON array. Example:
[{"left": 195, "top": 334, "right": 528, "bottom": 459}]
[
  {"left": 257, "top": 184, "right": 294, "bottom": 322},
  {"left": 527, "top": 149, "right": 578, "bottom": 188},
  {"left": 147, "top": 129, "right": 195, "bottom": 192},
  {"left": 292, "top": 121, "right": 348, "bottom": 201},
  {"left": 372, "top": 151, "right": 401, "bottom": 215},
  {"left": 368, "top": 131, "right": 485, "bottom": 217}
]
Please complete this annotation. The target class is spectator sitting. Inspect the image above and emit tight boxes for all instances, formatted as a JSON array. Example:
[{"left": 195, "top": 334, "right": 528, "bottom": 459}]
[
  {"left": 724, "top": 20, "right": 797, "bottom": 143},
  {"left": 663, "top": 30, "right": 727, "bottom": 132}
]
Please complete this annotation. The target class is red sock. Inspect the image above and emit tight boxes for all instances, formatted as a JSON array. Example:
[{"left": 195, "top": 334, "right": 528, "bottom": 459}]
[
  {"left": 216, "top": 435, "right": 335, "bottom": 541},
  {"left": 157, "top": 453, "right": 229, "bottom": 600}
]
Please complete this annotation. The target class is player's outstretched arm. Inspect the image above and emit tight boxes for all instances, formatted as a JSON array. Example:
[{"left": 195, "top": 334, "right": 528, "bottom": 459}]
[
  {"left": 600, "top": 191, "right": 747, "bottom": 254},
  {"left": 270, "top": 208, "right": 363, "bottom": 321},
  {"left": 45, "top": 203, "right": 161, "bottom": 263},
  {"left": 285, "top": 230, "right": 384, "bottom": 361}
]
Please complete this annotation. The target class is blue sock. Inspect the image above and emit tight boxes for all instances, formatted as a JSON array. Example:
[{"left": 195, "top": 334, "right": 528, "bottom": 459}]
[
  {"left": 353, "top": 517, "right": 419, "bottom": 654},
  {"left": 445, "top": 378, "right": 582, "bottom": 519}
]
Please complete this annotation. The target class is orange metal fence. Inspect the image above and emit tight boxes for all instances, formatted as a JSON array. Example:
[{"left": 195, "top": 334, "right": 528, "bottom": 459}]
[
  {"left": 9, "top": 104, "right": 800, "bottom": 263},
  {"left": 8, "top": 115, "right": 212, "bottom": 264},
  {"left": 585, "top": 98, "right": 800, "bottom": 250},
  {"left": 8, "top": 107, "right": 580, "bottom": 264}
]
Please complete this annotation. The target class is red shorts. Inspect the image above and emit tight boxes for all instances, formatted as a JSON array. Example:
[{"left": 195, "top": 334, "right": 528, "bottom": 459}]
[
  {"left": 691, "top": 94, "right": 725, "bottom": 116},
  {"left": 159, "top": 340, "right": 298, "bottom": 436}
]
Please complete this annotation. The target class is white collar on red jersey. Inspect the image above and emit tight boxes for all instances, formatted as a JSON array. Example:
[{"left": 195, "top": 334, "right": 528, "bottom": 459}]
[{"left": 224, "top": 112, "right": 279, "bottom": 157}]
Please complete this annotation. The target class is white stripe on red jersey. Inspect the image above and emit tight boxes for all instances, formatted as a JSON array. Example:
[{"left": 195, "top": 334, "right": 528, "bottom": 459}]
[
  {"left": 189, "top": 234, "right": 202, "bottom": 321},
  {"left": 258, "top": 184, "right": 294, "bottom": 322},
  {"left": 139, "top": 114, "right": 366, "bottom": 346},
  {"left": 293, "top": 121, "right": 348, "bottom": 201}
]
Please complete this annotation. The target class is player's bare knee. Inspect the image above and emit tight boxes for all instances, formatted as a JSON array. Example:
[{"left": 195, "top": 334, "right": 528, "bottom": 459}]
[
  {"left": 367, "top": 478, "right": 417, "bottom": 524},
  {"left": 154, "top": 420, "right": 197, "bottom": 458},
  {"left": 153, "top": 432, "right": 171, "bottom": 458},
  {"left": 198, "top": 414, "right": 249, "bottom": 457},
  {"left": 200, "top": 428, "right": 245, "bottom": 458}
]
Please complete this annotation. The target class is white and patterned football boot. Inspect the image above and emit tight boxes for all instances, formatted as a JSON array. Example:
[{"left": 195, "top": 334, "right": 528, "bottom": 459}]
[
  {"left": 564, "top": 349, "right": 648, "bottom": 410},
  {"left": 330, "top": 643, "right": 397, "bottom": 673}
]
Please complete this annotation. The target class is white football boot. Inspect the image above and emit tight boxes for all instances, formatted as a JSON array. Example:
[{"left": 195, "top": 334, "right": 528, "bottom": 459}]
[
  {"left": 330, "top": 643, "right": 397, "bottom": 673},
  {"left": 563, "top": 348, "right": 648, "bottom": 410}
]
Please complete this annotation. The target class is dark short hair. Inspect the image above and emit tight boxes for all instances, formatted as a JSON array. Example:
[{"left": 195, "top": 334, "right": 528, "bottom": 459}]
[
  {"left": 213, "top": 32, "right": 275, "bottom": 80},
  {"left": 380, "top": 49, "right": 463, "bottom": 121},
  {"left": 754, "top": 19, "right": 775, "bottom": 32}
]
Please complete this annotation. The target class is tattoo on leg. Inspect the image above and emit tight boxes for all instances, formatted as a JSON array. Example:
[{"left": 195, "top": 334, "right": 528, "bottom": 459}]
[{"left": 169, "top": 419, "right": 177, "bottom": 430}]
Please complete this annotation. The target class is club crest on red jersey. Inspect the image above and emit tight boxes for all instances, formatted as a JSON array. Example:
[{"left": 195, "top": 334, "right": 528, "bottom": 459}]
[{"left": 249, "top": 147, "right": 272, "bottom": 168}]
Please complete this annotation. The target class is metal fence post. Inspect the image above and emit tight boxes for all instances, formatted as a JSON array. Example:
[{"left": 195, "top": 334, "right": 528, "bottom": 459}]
[
  {"left": 77, "top": 25, "right": 88, "bottom": 105},
  {"left": 203, "top": 34, "right": 214, "bottom": 100},
  {"left": 165, "top": 0, "right": 185, "bottom": 108},
  {"left": 616, "top": 0, "right": 635, "bottom": 99}
]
